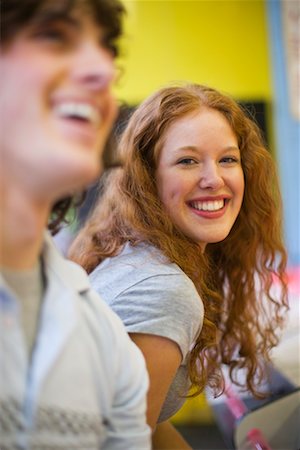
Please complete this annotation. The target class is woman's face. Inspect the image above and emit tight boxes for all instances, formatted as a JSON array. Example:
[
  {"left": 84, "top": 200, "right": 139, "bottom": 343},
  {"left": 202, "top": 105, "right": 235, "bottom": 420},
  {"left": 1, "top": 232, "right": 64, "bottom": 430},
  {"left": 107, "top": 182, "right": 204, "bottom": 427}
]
[
  {"left": 156, "top": 107, "right": 245, "bottom": 250},
  {"left": 0, "top": 5, "right": 117, "bottom": 200}
]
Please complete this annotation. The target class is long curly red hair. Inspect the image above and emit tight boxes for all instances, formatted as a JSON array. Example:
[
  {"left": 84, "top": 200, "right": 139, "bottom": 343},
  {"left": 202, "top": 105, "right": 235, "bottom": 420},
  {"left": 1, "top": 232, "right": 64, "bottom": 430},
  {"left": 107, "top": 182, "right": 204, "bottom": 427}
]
[{"left": 69, "top": 84, "right": 288, "bottom": 397}]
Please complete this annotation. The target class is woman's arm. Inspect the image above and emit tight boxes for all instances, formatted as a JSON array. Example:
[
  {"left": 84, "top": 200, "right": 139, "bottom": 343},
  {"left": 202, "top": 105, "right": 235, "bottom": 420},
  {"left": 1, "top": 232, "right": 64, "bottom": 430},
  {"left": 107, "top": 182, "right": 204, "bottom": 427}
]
[
  {"left": 129, "top": 333, "right": 182, "bottom": 429},
  {"left": 129, "top": 333, "right": 192, "bottom": 449},
  {"left": 152, "top": 421, "right": 192, "bottom": 449}
]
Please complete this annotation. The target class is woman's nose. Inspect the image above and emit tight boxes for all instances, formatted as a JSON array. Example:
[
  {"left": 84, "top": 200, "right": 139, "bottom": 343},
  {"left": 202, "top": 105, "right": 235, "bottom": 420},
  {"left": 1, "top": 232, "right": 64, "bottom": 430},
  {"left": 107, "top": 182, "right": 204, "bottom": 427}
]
[
  {"left": 71, "top": 42, "right": 116, "bottom": 91},
  {"left": 198, "top": 162, "right": 225, "bottom": 190}
]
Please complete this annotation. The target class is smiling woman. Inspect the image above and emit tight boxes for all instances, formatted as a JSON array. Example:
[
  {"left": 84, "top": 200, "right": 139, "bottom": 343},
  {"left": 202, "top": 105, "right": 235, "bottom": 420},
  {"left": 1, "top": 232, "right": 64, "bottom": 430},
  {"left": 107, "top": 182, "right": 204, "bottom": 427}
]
[
  {"left": 69, "top": 83, "right": 288, "bottom": 449},
  {"left": 155, "top": 108, "right": 245, "bottom": 249}
]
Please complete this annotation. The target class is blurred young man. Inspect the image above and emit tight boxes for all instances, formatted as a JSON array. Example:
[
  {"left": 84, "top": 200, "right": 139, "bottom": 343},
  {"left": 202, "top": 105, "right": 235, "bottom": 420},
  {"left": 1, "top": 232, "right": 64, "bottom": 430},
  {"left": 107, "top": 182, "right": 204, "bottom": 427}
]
[{"left": 0, "top": 1, "right": 150, "bottom": 448}]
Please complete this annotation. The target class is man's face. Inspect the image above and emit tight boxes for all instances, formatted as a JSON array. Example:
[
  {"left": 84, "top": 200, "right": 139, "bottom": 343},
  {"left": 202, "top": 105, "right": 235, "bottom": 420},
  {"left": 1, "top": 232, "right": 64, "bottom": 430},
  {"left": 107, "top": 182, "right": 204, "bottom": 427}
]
[{"left": 0, "top": 6, "right": 118, "bottom": 200}]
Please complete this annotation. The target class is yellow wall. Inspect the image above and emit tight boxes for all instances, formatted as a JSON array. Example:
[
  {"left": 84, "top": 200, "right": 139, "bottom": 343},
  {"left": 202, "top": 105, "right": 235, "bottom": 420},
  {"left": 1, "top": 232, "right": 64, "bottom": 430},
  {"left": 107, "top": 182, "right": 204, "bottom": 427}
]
[{"left": 115, "top": 0, "right": 271, "bottom": 104}]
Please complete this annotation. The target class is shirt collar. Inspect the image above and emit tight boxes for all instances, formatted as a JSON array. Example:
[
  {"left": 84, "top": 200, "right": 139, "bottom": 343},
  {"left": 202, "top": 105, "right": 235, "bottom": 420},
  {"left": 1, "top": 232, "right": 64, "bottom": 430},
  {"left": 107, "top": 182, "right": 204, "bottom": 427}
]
[{"left": 42, "top": 231, "right": 90, "bottom": 294}]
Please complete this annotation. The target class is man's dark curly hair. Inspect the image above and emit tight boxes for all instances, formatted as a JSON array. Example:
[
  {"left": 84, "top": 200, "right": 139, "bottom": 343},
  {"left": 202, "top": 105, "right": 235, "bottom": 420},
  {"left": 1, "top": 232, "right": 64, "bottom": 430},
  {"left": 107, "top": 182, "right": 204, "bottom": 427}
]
[
  {"left": 1, "top": 0, "right": 125, "bottom": 54},
  {"left": 1, "top": 0, "right": 125, "bottom": 234}
]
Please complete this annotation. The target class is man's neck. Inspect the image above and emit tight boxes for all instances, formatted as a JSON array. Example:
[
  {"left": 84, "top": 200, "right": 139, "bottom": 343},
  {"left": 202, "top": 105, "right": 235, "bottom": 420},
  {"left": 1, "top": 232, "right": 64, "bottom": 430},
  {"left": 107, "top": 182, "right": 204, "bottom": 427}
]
[{"left": 1, "top": 184, "right": 51, "bottom": 270}]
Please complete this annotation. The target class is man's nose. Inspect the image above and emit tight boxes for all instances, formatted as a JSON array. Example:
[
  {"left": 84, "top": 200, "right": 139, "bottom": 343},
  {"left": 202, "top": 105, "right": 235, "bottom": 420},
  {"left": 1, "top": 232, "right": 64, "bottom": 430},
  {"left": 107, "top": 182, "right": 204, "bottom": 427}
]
[
  {"left": 198, "top": 162, "right": 225, "bottom": 190},
  {"left": 71, "top": 42, "right": 116, "bottom": 91}
]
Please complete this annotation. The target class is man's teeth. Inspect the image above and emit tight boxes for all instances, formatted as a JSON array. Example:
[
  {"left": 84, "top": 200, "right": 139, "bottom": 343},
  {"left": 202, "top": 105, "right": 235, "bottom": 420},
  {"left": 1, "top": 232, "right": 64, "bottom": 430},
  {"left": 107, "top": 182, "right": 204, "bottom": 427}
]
[
  {"left": 54, "top": 103, "right": 101, "bottom": 126},
  {"left": 191, "top": 200, "right": 225, "bottom": 211}
]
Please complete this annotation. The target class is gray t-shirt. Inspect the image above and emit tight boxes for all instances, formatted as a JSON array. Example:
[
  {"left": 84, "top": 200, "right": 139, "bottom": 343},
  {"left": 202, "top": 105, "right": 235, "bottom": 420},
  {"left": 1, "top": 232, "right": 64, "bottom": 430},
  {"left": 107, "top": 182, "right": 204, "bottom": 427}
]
[{"left": 90, "top": 242, "right": 204, "bottom": 422}]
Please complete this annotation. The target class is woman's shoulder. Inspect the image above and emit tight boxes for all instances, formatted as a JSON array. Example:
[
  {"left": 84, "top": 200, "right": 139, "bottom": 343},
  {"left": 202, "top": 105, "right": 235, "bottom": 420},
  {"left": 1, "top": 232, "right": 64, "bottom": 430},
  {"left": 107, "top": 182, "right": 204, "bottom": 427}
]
[
  {"left": 89, "top": 242, "right": 203, "bottom": 360},
  {"left": 89, "top": 242, "right": 203, "bottom": 334},
  {"left": 89, "top": 242, "right": 197, "bottom": 295},
  {"left": 98, "top": 242, "right": 181, "bottom": 271}
]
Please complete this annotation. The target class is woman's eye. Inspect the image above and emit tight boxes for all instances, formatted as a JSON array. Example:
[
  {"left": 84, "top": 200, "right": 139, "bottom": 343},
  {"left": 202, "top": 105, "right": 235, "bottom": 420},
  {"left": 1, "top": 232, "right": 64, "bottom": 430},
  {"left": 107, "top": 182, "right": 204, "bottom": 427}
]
[
  {"left": 220, "top": 156, "right": 239, "bottom": 164},
  {"left": 178, "top": 158, "right": 197, "bottom": 165}
]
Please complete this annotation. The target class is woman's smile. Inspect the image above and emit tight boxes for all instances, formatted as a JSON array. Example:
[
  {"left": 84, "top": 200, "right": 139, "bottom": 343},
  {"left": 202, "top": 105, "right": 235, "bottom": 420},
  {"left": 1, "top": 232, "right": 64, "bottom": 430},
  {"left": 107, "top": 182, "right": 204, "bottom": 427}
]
[{"left": 156, "top": 107, "right": 245, "bottom": 248}]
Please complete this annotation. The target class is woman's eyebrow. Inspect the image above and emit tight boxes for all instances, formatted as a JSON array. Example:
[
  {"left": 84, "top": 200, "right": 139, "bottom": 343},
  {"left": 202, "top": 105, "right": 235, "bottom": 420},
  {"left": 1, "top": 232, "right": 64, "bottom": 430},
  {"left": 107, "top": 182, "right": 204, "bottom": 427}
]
[
  {"left": 173, "top": 145, "right": 241, "bottom": 155},
  {"left": 175, "top": 145, "right": 199, "bottom": 153}
]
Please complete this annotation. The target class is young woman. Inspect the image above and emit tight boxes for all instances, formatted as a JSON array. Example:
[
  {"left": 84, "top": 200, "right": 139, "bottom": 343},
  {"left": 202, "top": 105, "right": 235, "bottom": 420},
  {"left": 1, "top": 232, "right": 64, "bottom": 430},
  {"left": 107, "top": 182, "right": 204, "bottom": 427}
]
[{"left": 70, "top": 83, "right": 288, "bottom": 448}]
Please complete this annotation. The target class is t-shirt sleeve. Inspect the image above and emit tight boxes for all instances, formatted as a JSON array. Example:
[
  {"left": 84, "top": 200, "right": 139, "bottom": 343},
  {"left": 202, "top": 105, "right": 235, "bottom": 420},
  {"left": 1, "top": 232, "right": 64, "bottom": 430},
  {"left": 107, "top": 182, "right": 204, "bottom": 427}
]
[{"left": 106, "top": 273, "right": 204, "bottom": 361}]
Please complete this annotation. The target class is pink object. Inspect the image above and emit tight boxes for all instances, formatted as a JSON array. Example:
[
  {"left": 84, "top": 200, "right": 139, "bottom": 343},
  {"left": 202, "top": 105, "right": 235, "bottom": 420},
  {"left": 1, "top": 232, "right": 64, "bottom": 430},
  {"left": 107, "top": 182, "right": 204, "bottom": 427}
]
[
  {"left": 225, "top": 385, "right": 272, "bottom": 449},
  {"left": 272, "top": 266, "right": 300, "bottom": 295},
  {"left": 247, "top": 428, "right": 272, "bottom": 450},
  {"left": 225, "top": 385, "right": 248, "bottom": 419}
]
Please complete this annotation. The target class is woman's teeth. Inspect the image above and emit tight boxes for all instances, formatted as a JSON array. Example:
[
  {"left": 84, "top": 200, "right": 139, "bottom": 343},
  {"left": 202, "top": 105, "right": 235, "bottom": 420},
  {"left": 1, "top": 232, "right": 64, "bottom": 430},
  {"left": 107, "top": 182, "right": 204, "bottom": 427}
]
[{"left": 190, "top": 199, "right": 225, "bottom": 211}]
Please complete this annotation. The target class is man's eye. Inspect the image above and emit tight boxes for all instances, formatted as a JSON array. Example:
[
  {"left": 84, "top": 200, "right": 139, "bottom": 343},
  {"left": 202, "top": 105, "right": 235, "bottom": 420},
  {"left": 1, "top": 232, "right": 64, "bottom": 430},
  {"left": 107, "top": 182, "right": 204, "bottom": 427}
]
[
  {"left": 41, "top": 30, "right": 64, "bottom": 41},
  {"left": 178, "top": 158, "right": 197, "bottom": 165},
  {"left": 34, "top": 26, "right": 68, "bottom": 44}
]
